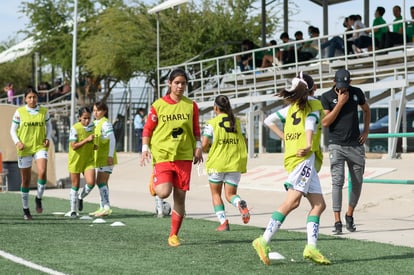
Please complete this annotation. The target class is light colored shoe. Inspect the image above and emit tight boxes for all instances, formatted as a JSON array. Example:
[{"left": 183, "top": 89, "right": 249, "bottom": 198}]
[
  {"left": 216, "top": 220, "right": 230, "bottom": 231},
  {"left": 89, "top": 208, "right": 103, "bottom": 216},
  {"left": 95, "top": 208, "right": 112, "bottom": 217},
  {"left": 168, "top": 235, "right": 181, "bottom": 247},
  {"left": 252, "top": 236, "right": 270, "bottom": 265},
  {"left": 303, "top": 244, "right": 331, "bottom": 265},
  {"left": 238, "top": 200, "right": 250, "bottom": 224}
]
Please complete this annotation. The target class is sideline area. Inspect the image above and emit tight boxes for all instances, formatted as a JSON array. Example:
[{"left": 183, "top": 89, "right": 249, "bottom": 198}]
[{"left": 44, "top": 152, "right": 414, "bottom": 248}]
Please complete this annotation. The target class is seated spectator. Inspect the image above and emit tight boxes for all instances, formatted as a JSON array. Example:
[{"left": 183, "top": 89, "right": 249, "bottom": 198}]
[
  {"left": 37, "top": 82, "right": 50, "bottom": 102},
  {"left": 236, "top": 39, "right": 262, "bottom": 72},
  {"left": 380, "top": 5, "right": 404, "bottom": 49},
  {"left": 321, "top": 17, "right": 354, "bottom": 58},
  {"left": 259, "top": 40, "right": 280, "bottom": 68},
  {"left": 279, "top": 32, "right": 295, "bottom": 64},
  {"left": 406, "top": 6, "right": 414, "bottom": 42},
  {"left": 294, "top": 30, "right": 305, "bottom": 51},
  {"left": 298, "top": 26, "right": 320, "bottom": 61},
  {"left": 354, "top": 7, "right": 388, "bottom": 53}
]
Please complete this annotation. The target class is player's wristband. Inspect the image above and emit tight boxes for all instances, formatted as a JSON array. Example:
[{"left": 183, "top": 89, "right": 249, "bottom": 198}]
[
  {"left": 142, "top": 144, "right": 149, "bottom": 152},
  {"left": 196, "top": 141, "right": 202, "bottom": 149}
]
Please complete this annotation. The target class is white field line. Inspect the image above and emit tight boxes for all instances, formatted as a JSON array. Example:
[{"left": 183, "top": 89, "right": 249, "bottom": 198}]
[{"left": 0, "top": 249, "right": 67, "bottom": 275}]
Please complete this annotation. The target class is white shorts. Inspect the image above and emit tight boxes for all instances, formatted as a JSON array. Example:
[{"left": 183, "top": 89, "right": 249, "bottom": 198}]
[
  {"left": 18, "top": 150, "right": 48, "bottom": 169},
  {"left": 208, "top": 172, "right": 241, "bottom": 187},
  {"left": 97, "top": 166, "right": 113, "bottom": 174},
  {"left": 284, "top": 153, "right": 322, "bottom": 195}
]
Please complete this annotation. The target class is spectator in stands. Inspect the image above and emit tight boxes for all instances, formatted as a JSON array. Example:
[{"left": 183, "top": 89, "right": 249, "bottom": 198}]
[
  {"left": 294, "top": 30, "right": 305, "bottom": 51},
  {"left": 298, "top": 26, "right": 320, "bottom": 61},
  {"left": 379, "top": 5, "right": 404, "bottom": 50},
  {"left": 259, "top": 40, "right": 280, "bottom": 68},
  {"left": 321, "top": 17, "right": 354, "bottom": 58},
  {"left": 406, "top": 6, "right": 414, "bottom": 42},
  {"left": 353, "top": 7, "right": 388, "bottom": 53},
  {"left": 38, "top": 82, "right": 51, "bottom": 102},
  {"left": 236, "top": 39, "right": 262, "bottom": 72},
  {"left": 279, "top": 32, "right": 295, "bottom": 64},
  {"left": 348, "top": 14, "right": 368, "bottom": 42},
  {"left": 320, "top": 69, "right": 370, "bottom": 235}
]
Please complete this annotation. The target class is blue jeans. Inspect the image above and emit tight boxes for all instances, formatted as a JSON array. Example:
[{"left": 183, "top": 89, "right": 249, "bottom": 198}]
[
  {"left": 321, "top": 36, "right": 344, "bottom": 58},
  {"left": 135, "top": 129, "right": 143, "bottom": 152}
]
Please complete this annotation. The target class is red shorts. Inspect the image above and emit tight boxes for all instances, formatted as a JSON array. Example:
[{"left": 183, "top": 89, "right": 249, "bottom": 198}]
[{"left": 153, "top": 160, "right": 193, "bottom": 191}]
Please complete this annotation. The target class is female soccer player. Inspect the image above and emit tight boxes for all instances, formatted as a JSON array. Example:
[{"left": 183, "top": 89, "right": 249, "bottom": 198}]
[
  {"left": 88, "top": 101, "right": 117, "bottom": 217},
  {"left": 10, "top": 86, "right": 52, "bottom": 220},
  {"left": 252, "top": 73, "right": 331, "bottom": 265},
  {"left": 201, "top": 95, "right": 250, "bottom": 231},
  {"left": 67, "top": 107, "right": 95, "bottom": 217},
  {"left": 140, "top": 68, "right": 203, "bottom": 247}
]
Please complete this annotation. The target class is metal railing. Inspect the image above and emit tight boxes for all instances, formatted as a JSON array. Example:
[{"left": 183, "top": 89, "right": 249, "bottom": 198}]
[{"left": 158, "top": 19, "right": 414, "bottom": 111}]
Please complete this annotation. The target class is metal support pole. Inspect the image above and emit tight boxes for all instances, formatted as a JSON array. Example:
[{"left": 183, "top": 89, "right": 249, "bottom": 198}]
[{"left": 70, "top": 0, "right": 78, "bottom": 127}]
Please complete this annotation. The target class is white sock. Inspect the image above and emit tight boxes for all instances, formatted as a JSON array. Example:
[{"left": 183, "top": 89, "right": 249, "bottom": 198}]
[
  {"left": 79, "top": 185, "right": 93, "bottom": 200},
  {"left": 231, "top": 196, "right": 241, "bottom": 208},
  {"left": 307, "top": 221, "right": 319, "bottom": 247},
  {"left": 263, "top": 218, "right": 282, "bottom": 243},
  {"left": 70, "top": 189, "right": 78, "bottom": 212},
  {"left": 37, "top": 183, "right": 46, "bottom": 199},
  {"left": 98, "top": 184, "right": 110, "bottom": 209},
  {"left": 22, "top": 192, "right": 29, "bottom": 209},
  {"left": 215, "top": 210, "right": 227, "bottom": 224},
  {"left": 155, "top": 196, "right": 164, "bottom": 214}
]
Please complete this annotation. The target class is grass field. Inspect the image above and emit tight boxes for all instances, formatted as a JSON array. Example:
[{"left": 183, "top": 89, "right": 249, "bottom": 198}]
[{"left": 0, "top": 192, "right": 413, "bottom": 275}]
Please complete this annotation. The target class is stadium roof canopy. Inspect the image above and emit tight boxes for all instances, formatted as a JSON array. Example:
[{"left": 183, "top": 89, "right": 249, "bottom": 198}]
[{"left": 0, "top": 37, "right": 35, "bottom": 64}]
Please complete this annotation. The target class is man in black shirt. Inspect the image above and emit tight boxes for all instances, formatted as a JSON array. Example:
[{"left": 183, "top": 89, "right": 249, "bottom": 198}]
[{"left": 321, "top": 69, "right": 371, "bottom": 234}]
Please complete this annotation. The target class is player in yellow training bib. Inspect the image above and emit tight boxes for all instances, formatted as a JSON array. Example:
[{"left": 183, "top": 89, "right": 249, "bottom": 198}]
[
  {"left": 10, "top": 86, "right": 52, "bottom": 220},
  {"left": 67, "top": 107, "right": 95, "bottom": 217},
  {"left": 202, "top": 95, "right": 250, "bottom": 231},
  {"left": 252, "top": 72, "right": 331, "bottom": 266}
]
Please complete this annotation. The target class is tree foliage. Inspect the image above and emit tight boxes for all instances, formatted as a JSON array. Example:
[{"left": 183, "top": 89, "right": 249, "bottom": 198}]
[{"left": 8, "top": 0, "right": 280, "bottom": 102}]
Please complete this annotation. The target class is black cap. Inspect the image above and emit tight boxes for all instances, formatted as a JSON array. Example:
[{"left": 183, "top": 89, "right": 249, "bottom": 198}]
[{"left": 335, "top": 69, "right": 351, "bottom": 89}]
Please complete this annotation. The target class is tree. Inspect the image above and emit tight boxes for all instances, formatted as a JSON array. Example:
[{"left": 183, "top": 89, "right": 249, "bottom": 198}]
[{"left": 19, "top": 0, "right": 280, "bottom": 102}]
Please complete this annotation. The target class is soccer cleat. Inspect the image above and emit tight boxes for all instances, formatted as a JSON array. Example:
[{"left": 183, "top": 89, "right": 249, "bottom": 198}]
[
  {"left": 23, "top": 208, "right": 32, "bottom": 220},
  {"left": 252, "top": 236, "right": 270, "bottom": 265},
  {"left": 89, "top": 208, "right": 103, "bottom": 216},
  {"left": 78, "top": 199, "right": 83, "bottom": 212},
  {"left": 303, "top": 244, "right": 331, "bottom": 265},
  {"left": 216, "top": 220, "right": 230, "bottom": 231},
  {"left": 95, "top": 208, "right": 112, "bottom": 217},
  {"left": 238, "top": 200, "right": 250, "bottom": 224},
  {"left": 35, "top": 197, "right": 43, "bottom": 213},
  {"left": 149, "top": 174, "right": 156, "bottom": 196},
  {"left": 345, "top": 215, "right": 356, "bottom": 232},
  {"left": 332, "top": 221, "right": 342, "bottom": 234},
  {"left": 70, "top": 212, "right": 77, "bottom": 218},
  {"left": 168, "top": 235, "right": 181, "bottom": 247}
]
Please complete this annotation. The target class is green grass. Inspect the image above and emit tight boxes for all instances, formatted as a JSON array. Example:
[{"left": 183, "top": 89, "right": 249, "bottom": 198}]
[{"left": 0, "top": 192, "right": 413, "bottom": 275}]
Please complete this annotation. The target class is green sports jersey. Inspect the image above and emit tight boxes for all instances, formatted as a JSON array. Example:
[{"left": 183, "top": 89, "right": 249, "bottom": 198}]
[
  {"left": 150, "top": 96, "right": 196, "bottom": 163},
  {"left": 205, "top": 114, "right": 247, "bottom": 173},
  {"left": 283, "top": 99, "right": 323, "bottom": 173},
  {"left": 373, "top": 17, "right": 388, "bottom": 41},
  {"left": 16, "top": 106, "right": 48, "bottom": 157},
  {"left": 68, "top": 122, "right": 95, "bottom": 173}
]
